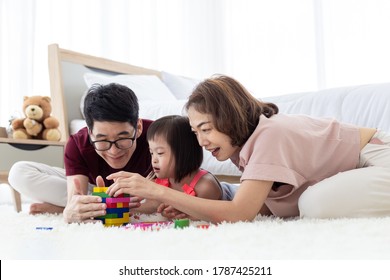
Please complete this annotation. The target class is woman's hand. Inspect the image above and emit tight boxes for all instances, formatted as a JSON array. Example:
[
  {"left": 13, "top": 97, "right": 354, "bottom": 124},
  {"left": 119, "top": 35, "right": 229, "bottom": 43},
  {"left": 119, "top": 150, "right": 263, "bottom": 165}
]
[{"left": 63, "top": 176, "right": 106, "bottom": 224}]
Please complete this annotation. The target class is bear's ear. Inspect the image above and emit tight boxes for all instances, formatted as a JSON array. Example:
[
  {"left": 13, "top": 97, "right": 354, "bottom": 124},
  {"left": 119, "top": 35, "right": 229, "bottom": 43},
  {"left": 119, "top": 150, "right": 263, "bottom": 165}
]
[
  {"left": 42, "top": 96, "right": 52, "bottom": 103},
  {"left": 23, "top": 96, "right": 29, "bottom": 101}
]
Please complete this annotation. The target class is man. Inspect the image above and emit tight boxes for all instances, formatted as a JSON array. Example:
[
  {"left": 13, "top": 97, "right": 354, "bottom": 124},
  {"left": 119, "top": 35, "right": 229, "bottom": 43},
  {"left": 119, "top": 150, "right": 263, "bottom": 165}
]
[{"left": 9, "top": 83, "right": 153, "bottom": 223}]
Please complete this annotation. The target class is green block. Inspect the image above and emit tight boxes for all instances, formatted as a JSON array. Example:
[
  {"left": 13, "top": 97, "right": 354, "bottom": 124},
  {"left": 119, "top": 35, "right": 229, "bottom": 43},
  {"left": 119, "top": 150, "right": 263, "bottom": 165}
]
[
  {"left": 92, "top": 192, "right": 110, "bottom": 198},
  {"left": 174, "top": 218, "right": 190, "bottom": 229}
]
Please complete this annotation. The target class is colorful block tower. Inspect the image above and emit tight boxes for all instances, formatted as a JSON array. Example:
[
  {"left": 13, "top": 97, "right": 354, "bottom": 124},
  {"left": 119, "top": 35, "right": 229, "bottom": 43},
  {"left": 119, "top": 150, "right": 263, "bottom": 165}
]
[{"left": 92, "top": 186, "right": 130, "bottom": 227}]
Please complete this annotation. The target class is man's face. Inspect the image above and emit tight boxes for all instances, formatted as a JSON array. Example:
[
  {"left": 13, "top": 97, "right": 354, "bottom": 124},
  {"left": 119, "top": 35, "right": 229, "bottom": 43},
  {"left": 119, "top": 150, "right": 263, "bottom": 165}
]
[{"left": 89, "top": 120, "right": 142, "bottom": 169}]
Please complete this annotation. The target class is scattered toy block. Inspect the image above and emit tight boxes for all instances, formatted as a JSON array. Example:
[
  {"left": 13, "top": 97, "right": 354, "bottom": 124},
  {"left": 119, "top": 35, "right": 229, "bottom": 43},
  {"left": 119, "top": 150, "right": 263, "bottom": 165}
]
[{"left": 174, "top": 218, "right": 190, "bottom": 229}]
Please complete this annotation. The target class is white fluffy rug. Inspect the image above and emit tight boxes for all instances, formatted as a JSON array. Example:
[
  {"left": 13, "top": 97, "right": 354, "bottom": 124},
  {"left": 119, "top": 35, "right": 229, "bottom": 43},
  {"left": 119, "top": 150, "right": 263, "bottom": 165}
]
[{"left": 1, "top": 196, "right": 390, "bottom": 260}]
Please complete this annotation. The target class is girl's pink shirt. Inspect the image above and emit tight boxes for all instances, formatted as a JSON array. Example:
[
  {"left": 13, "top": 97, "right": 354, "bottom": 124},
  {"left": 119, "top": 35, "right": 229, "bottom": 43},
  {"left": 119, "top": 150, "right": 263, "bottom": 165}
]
[{"left": 230, "top": 114, "right": 361, "bottom": 217}]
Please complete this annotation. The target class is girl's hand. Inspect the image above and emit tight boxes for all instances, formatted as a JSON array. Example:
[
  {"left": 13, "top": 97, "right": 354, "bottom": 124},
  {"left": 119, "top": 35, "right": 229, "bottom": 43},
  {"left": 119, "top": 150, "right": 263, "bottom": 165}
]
[
  {"left": 157, "top": 203, "right": 188, "bottom": 220},
  {"left": 128, "top": 196, "right": 145, "bottom": 209},
  {"left": 100, "top": 174, "right": 144, "bottom": 209},
  {"left": 106, "top": 171, "right": 156, "bottom": 199}
]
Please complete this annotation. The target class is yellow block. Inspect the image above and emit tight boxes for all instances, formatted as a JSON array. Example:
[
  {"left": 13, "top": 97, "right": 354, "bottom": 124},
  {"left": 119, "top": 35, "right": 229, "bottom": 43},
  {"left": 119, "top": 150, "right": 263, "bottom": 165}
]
[
  {"left": 93, "top": 186, "right": 109, "bottom": 193},
  {"left": 105, "top": 213, "right": 130, "bottom": 225}
]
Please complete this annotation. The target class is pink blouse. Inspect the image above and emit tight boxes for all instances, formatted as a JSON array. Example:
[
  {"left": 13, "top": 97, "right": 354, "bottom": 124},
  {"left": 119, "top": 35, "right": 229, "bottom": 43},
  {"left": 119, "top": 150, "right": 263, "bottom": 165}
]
[{"left": 230, "top": 114, "right": 361, "bottom": 217}]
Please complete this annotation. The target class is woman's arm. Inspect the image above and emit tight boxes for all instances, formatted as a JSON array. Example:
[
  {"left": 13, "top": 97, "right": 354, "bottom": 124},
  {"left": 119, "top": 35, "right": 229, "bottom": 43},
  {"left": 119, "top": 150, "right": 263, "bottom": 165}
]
[
  {"left": 157, "top": 176, "right": 222, "bottom": 220},
  {"left": 167, "top": 179, "right": 273, "bottom": 223},
  {"left": 107, "top": 171, "right": 273, "bottom": 223},
  {"left": 130, "top": 199, "right": 161, "bottom": 214}
]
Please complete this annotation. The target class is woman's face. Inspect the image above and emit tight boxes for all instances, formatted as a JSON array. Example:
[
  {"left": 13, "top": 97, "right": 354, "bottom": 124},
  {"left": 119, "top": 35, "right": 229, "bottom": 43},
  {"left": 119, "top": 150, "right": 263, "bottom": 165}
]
[
  {"left": 187, "top": 107, "right": 239, "bottom": 161},
  {"left": 89, "top": 120, "right": 142, "bottom": 169}
]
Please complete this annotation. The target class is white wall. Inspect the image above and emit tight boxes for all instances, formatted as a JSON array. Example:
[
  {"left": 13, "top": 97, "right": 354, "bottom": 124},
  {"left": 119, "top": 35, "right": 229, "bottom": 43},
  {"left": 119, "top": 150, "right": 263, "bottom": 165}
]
[{"left": 1, "top": 0, "right": 390, "bottom": 127}]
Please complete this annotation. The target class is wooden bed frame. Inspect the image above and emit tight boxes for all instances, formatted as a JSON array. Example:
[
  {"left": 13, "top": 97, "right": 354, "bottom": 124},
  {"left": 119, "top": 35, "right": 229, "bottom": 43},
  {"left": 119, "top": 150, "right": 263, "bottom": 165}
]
[
  {"left": 48, "top": 44, "right": 240, "bottom": 184},
  {"left": 48, "top": 43, "right": 161, "bottom": 142}
]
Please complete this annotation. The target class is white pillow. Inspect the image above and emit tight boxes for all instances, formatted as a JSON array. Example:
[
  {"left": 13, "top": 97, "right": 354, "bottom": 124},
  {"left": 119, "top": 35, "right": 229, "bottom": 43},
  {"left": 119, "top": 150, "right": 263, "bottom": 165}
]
[
  {"left": 161, "top": 71, "right": 201, "bottom": 100},
  {"left": 83, "top": 72, "right": 176, "bottom": 101},
  {"left": 138, "top": 99, "right": 187, "bottom": 120}
]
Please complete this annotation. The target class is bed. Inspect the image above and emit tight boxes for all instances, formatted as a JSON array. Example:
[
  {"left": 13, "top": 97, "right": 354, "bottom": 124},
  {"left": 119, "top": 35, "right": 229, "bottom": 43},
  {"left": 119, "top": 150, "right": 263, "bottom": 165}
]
[
  {"left": 47, "top": 44, "right": 242, "bottom": 183},
  {"left": 49, "top": 44, "right": 390, "bottom": 186}
]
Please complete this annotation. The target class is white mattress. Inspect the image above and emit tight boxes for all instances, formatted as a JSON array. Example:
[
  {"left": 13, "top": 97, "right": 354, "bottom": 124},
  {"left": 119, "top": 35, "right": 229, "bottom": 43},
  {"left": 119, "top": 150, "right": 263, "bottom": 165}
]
[
  {"left": 70, "top": 82, "right": 390, "bottom": 178},
  {"left": 262, "top": 83, "right": 390, "bottom": 132}
]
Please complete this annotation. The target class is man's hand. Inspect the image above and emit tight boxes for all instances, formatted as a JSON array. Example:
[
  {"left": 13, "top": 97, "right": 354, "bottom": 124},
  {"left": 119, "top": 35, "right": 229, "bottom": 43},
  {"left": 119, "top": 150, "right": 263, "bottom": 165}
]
[{"left": 63, "top": 177, "right": 106, "bottom": 224}]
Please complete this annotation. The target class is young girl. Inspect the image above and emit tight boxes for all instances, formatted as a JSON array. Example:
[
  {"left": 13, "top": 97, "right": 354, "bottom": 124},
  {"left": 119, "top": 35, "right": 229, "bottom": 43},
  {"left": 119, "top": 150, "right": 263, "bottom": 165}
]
[
  {"left": 136, "top": 115, "right": 225, "bottom": 219},
  {"left": 106, "top": 75, "right": 390, "bottom": 223}
]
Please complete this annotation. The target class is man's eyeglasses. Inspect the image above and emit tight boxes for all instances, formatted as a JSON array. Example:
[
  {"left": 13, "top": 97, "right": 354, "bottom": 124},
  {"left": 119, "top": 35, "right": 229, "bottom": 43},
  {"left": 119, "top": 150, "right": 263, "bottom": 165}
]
[{"left": 89, "top": 130, "right": 137, "bottom": 151}]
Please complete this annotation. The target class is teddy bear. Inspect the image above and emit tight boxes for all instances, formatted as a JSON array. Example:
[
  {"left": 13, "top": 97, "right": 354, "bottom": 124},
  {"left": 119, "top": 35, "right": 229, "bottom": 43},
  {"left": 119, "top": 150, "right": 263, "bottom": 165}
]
[{"left": 11, "top": 95, "right": 61, "bottom": 141}]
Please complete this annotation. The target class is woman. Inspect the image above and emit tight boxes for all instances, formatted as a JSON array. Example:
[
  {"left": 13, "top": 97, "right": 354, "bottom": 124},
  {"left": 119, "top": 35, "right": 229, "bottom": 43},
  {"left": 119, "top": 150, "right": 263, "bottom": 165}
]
[{"left": 107, "top": 75, "right": 390, "bottom": 223}]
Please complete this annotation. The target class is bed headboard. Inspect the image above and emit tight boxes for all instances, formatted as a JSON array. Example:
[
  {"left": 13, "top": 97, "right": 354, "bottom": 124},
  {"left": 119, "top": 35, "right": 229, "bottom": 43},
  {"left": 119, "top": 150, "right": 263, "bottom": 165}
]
[
  {"left": 48, "top": 44, "right": 161, "bottom": 142},
  {"left": 48, "top": 44, "right": 241, "bottom": 183}
]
